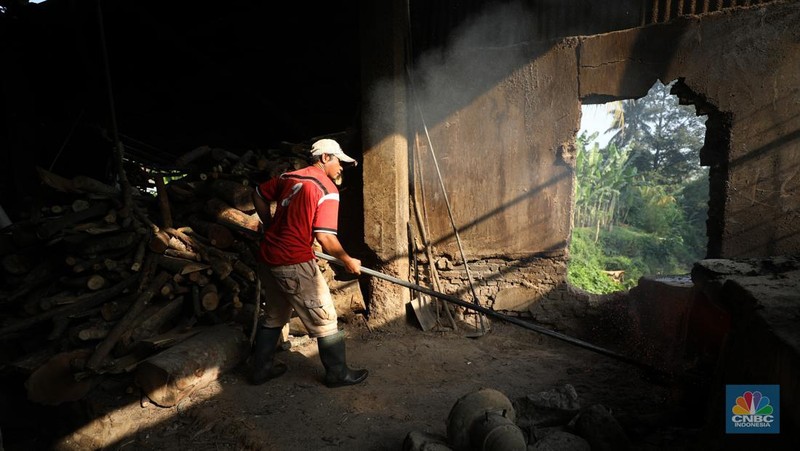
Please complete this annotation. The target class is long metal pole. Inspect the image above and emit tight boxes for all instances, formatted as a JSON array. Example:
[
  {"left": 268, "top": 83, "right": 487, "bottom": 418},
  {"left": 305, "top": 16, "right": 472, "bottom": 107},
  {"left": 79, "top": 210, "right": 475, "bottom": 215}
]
[{"left": 316, "top": 251, "right": 665, "bottom": 375}]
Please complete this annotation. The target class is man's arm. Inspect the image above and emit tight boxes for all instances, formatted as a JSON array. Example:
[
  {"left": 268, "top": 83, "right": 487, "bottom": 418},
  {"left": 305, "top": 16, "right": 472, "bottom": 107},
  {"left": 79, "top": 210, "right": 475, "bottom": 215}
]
[
  {"left": 252, "top": 189, "right": 272, "bottom": 230},
  {"left": 315, "top": 232, "right": 361, "bottom": 275}
]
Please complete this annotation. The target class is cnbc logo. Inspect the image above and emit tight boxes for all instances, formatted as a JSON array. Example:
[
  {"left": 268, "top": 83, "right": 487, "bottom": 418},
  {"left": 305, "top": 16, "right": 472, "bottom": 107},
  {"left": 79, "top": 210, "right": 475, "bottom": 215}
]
[{"left": 726, "top": 385, "right": 780, "bottom": 434}]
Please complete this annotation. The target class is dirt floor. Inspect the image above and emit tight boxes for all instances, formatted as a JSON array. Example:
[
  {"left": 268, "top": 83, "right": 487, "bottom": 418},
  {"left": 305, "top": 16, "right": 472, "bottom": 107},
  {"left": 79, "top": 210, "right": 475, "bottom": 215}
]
[{"left": 2, "top": 312, "right": 706, "bottom": 451}]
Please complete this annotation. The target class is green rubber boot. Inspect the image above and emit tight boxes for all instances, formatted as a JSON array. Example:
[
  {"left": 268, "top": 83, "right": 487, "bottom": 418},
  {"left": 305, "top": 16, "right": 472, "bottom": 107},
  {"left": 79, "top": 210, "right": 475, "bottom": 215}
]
[
  {"left": 317, "top": 330, "right": 368, "bottom": 388},
  {"left": 250, "top": 326, "right": 288, "bottom": 385}
]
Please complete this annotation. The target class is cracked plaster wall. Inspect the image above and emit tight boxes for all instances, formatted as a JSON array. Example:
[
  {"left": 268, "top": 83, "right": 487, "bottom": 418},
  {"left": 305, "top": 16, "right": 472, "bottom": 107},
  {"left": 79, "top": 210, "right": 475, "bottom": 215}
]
[{"left": 399, "top": 2, "right": 800, "bottom": 310}]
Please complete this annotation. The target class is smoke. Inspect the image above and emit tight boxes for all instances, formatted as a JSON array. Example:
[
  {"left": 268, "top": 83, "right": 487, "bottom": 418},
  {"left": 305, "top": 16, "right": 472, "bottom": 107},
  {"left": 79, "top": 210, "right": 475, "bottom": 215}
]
[{"left": 409, "top": 0, "right": 540, "bottom": 128}]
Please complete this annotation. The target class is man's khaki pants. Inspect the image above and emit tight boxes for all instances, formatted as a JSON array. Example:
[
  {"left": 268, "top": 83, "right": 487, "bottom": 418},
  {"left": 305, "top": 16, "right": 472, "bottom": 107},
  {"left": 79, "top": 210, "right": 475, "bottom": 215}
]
[{"left": 257, "top": 260, "right": 339, "bottom": 338}]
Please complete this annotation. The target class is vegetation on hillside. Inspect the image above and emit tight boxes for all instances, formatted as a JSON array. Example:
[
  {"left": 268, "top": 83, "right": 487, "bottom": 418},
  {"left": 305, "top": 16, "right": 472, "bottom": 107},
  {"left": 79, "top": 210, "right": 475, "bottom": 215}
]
[{"left": 568, "top": 81, "right": 709, "bottom": 294}]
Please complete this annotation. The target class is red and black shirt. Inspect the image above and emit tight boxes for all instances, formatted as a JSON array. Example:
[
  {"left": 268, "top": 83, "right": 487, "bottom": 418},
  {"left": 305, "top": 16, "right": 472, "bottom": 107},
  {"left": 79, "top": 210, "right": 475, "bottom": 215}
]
[{"left": 255, "top": 165, "right": 339, "bottom": 266}]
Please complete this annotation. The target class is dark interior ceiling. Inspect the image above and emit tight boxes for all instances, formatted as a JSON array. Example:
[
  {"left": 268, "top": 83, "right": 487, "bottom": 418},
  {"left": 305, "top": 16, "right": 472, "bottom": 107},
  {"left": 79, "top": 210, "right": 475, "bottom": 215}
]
[
  {"left": 0, "top": 0, "right": 362, "bottom": 216},
  {"left": 1, "top": 0, "right": 657, "bottom": 174},
  {"left": 1, "top": 0, "right": 361, "bottom": 165},
  {"left": 1, "top": 0, "right": 724, "bottom": 217}
]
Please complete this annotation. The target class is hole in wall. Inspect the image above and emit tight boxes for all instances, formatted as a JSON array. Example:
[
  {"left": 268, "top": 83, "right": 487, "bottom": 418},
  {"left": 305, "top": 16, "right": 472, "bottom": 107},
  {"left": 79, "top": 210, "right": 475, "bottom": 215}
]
[{"left": 568, "top": 79, "right": 709, "bottom": 294}]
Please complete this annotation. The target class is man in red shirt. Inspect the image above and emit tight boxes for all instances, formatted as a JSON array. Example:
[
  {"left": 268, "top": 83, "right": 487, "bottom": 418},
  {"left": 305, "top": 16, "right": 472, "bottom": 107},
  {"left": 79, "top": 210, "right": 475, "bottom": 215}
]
[{"left": 250, "top": 138, "right": 368, "bottom": 387}]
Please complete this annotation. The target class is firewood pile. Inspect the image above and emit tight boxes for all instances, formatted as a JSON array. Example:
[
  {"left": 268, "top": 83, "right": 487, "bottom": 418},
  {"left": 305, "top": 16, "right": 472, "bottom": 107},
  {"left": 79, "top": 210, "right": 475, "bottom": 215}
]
[{"left": 0, "top": 142, "right": 314, "bottom": 406}]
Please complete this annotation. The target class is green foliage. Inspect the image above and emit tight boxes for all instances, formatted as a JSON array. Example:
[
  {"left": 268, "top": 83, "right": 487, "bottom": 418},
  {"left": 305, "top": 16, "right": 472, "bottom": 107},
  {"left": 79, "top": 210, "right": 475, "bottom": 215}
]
[
  {"left": 676, "top": 173, "right": 710, "bottom": 261},
  {"left": 599, "top": 226, "right": 687, "bottom": 277},
  {"left": 626, "top": 183, "right": 683, "bottom": 236},
  {"left": 569, "top": 224, "right": 696, "bottom": 294},
  {"left": 573, "top": 132, "right": 637, "bottom": 234},
  {"left": 567, "top": 228, "right": 624, "bottom": 294},
  {"left": 569, "top": 80, "right": 709, "bottom": 294},
  {"left": 609, "top": 81, "right": 707, "bottom": 186}
]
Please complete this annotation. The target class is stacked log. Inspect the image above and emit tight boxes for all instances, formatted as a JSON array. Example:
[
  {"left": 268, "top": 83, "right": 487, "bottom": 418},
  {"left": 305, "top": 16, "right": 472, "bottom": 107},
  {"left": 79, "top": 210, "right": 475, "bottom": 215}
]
[{"left": 0, "top": 143, "right": 316, "bottom": 406}]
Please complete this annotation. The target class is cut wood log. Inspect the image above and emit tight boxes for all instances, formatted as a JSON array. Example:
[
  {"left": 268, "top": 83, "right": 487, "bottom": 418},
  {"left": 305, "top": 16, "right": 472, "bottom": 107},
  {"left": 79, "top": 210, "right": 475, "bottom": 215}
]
[
  {"left": 85, "top": 271, "right": 171, "bottom": 372},
  {"left": 104, "top": 208, "right": 118, "bottom": 224},
  {"left": 100, "top": 292, "right": 138, "bottom": 321},
  {"left": 186, "top": 214, "right": 234, "bottom": 249},
  {"left": 36, "top": 166, "right": 77, "bottom": 193},
  {"left": 72, "top": 175, "right": 120, "bottom": 197},
  {"left": 74, "top": 223, "right": 122, "bottom": 235},
  {"left": 175, "top": 145, "right": 211, "bottom": 167},
  {"left": 71, "top": 199, "right": 91, "bottom": 212},
  {"left": 2, "top": 252, "right": 37, "bottom": 275},
  {"left": 25, "top": 349, "right": 95, "bottom": 406},
  {"left": 135, "top": 323, "right": 248, "bottom": 407},
  {"left": 38, "top": 290, "right": 77, "bottom": 312},
  {"left": 210, "top": 179, "right": 255, "bottom": 212},
  {"left": 154, "top": 175, "right": 173, "bottom": 229},
  {"left": 23, "top": 286, "right": 59, "bottom": 315},
  {"left": 44, "top": 204, "right": 67, "bottom": 215},
  {"left": 207, "top": 225, "right": 236, "bottom": 250},
  {"left": 160, "top": 281, "right": 176, "bottom": 297},
  {"left": 48, "top": 317, "right": 70, "bottom": 341},
  {"left": 78, "top": 324, "right": 111, "bottom": 341},
  {"left": 166, "top": 227, "right": 232, "bottom": 279},
  {"left": 80, "top": 231, "right": 138, "bottom": 256},
  {"left": 87, "top": 274, "right": 107, "bottom": 291},
  {"left": 139, "top": 326, "right": 201, "bottom": 351},
  {"left": 219, "top": 277, "right": 240, "bottom": 306},
  {"left": 231, "top": 149, "right": 255, "bottom": 175},
  {"left": 71, "top": 255, "right": 105, "bottom": 274},
  {"left": 192, "top": 285, "right": 202, "bottom": 316},
  {"left": 0, "top": 275, "right": 139, "bottom": 338},
  {"left": 158, "top": 281, "right": 188, "bottom": 298},
  {"left": 200, "top": 283, "right": 219, "bottom": 311},
  {"left": 148, "top": 230, "right": 170, "bottom": 254},
  {"left": 157, "top": 255, "right": 210, "bottom": 275},
  {"left": 36, "top": 201, "right": 110, "bottom": 239},
  {"left": 230, "top": 239, "right": 260, "bottom": 266},
  {"left": 130, "top": 235, "right": 147, "bottom": 272},
  {"left": 116, "top": 296, "right": 185, "bottom": 355},
  {"left": 205, "top": 197, "right": 261, "bottom": 234},
  {"left": 104, "top": 257, "right": 129, "bottom": 272},
  {"left": 2, "top": 259, "right": 60, "bottom": 306},
  {"left": 233, "top": 260, "right": 256, "bottom": 282},
  {"left": 164, "top": 248, "right": 200, "bottom": 261},
  {"left": 57, "top": 274, "right": 107, "bottom": 291},
  {"left": 167, "top": 235, "right": 190, "bottom": 252},
  {"left": 188, "top": 271, "right": 210, "bottom": 286}
]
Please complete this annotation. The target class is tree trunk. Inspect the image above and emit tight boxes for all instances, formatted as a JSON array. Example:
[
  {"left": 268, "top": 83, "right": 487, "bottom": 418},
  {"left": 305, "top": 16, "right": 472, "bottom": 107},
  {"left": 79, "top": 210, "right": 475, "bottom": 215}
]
[{"left": 135, "top": 324, "right": 248, "bottom": 407}]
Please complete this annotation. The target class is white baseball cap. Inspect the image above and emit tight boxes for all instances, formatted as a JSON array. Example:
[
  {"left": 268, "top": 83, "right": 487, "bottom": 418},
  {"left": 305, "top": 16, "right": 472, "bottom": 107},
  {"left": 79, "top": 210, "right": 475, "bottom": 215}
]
[{"left": 310, "top": 139, "right": 357, "bottom": 166}]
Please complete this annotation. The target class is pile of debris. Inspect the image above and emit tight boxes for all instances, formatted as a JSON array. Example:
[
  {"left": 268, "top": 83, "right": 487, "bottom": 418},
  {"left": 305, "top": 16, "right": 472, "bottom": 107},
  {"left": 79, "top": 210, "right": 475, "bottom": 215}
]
[{"left": 0, "top": 142, "right": 320, "bottom": 407}]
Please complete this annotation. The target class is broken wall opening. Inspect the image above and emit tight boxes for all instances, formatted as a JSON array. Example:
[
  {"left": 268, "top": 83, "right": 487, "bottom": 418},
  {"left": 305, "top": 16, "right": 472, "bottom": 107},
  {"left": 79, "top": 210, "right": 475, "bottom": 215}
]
[{"left": 569, "top": 78, "right": 710, "bottom": 294}]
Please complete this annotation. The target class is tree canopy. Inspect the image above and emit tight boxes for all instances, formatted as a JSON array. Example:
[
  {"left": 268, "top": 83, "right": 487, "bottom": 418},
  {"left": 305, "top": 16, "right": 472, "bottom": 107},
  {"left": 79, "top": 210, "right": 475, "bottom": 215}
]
[
  {"left": 570, "top": 80, "right": 709, "bottom": 294},
  {"left": 607, "top": 81, "right": 707, "bottom": 186}
]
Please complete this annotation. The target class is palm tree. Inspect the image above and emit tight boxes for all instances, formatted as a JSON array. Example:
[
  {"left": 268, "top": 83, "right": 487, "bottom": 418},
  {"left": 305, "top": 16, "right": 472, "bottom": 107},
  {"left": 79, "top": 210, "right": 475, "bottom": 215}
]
[
  {"left": 574, "top": 134, "right": 636, "bottom": 241},
  {"left": 606, "top": 81, "right": 706, "bottom": 186}
]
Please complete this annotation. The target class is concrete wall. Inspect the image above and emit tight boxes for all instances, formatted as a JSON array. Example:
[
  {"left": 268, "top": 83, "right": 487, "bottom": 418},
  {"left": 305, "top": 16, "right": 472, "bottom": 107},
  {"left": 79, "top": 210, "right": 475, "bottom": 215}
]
[
  {"left": 412, "top": 39, "right": 578, "bottom": 261},
  {"left": 360, "top": 1, "right": 800, "bottom": 320},
  {"left": 401, "top": 37, "right": 580, "bottom": 313},
  {"left": 579, "top": 2, "right": 800, "bottom": 258}
]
